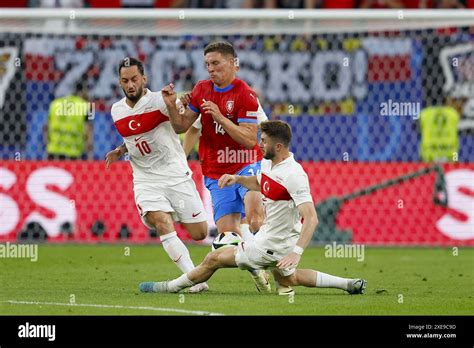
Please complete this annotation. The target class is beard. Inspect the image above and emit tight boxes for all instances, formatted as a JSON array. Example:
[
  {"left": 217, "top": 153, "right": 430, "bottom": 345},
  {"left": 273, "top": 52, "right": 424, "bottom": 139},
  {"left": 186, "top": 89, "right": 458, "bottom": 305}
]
[
  {"left": 123, "top": 85, "right": 143, "bottom": 102},
  {"left": 263, "top": 148, "right": 275, "bottom": 160}
]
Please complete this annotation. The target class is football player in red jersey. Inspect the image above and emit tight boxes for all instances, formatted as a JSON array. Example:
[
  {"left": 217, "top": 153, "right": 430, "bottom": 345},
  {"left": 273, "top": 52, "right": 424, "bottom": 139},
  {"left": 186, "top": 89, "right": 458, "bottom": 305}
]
[{"left": 161, "top": 41, "right": 270, "bottom": 292}]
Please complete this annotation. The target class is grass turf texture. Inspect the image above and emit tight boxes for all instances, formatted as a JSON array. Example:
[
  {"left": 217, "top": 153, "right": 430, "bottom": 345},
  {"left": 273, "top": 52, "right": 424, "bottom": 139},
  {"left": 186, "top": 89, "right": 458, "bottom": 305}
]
[{"left": 1, "top": 245, "right": 472, "bottom": 315}]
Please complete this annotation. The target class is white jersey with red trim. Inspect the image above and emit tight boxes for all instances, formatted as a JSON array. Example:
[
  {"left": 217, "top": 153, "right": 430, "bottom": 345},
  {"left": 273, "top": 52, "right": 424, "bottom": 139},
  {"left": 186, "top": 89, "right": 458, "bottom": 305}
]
[
  {"left": 111, "top": 89, "right": 191, "bottom": 184},
  {"left": 255, "top": 154, "right": 314, "bottom": 257}
]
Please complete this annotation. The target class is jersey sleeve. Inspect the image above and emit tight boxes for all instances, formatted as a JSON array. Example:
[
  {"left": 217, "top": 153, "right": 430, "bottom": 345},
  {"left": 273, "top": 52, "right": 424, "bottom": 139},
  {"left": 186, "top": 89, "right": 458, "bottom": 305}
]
[
  {"left": 256, "top": 98, "right": 268, "bottom": 124},
  {"left": 286, "top": 172, "right": 313, "bottom": 206},
  {"left": 110, "top": 102, "right": 119, "bottom": 122},
  {"left": 189, "top": 82, "right": 202, "bottom": 114},
  {"left": 257, "top": 172, "right": 262, "bottom": 184},
  {"left": 237, "top": 89, "right": 259, "bottom": 124},
  {"left": 155, "top": 92, "right": 170, "bottom": 117},
  {"left": 192, "top": 115, "right": 202, "bottom": 130}
]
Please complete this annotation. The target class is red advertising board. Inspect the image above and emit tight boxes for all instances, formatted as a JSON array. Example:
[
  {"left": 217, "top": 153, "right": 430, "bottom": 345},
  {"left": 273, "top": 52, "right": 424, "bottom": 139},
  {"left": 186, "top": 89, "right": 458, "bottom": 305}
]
[
  {"left": 304, "top": 163, "right": 474, "bottom": 246},
  {"left": 1, "top": 161, "right": 473, "bottom": 245}
]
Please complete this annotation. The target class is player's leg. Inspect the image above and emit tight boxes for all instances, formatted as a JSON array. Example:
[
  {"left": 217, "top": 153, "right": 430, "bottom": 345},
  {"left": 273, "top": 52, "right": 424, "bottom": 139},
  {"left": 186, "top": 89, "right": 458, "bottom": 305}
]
[
  {"left": 204, "top": 176, "right": 243, "bottom": 235},
  {"left": 215, "top": 213, "right": 241, "bottom": 234},
  {"left": 181, "top": 221, "right": 208, "bottom": 241},
  {"left": 144, "top": 211, "right": 196, "bottom": 274},
  {"left": 135, "top": 182, "right": 196, "bottom": 274},
  {"left": 140, "top": 245, "right": 238, "bottom": 293},
  {"left": 237, "top": 161, "right": 264, "bottom": 238},
  {"left": 242, "top": 190, "right": 264, "bottom": 233},
  {"left": 214, "top": 211, "right": 270, "bottom": 293},
  {"left": 168, "top": 179, "right": 209, "bottom": 241},
  {"left": 272, "top": 268, "right": 367, "bottom": 295},
  {"left": 165, "top": 178, "right": 213, "bottom": 292},
  {"left": 205, "top": 175, "right": 271, "bottom": 293}
]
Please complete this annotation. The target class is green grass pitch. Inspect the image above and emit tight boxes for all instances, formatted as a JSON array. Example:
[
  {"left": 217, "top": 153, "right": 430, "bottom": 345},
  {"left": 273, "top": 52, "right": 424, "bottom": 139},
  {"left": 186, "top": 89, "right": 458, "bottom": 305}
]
[{"left": 0, "top": 245, "right": 472, "bottom": 315}]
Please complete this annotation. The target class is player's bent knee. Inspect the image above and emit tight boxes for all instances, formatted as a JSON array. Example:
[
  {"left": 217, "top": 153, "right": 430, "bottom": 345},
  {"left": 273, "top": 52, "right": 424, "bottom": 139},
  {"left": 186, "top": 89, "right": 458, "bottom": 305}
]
[
  {"left": 191, "top": 232, "right": 207, "bottom": 241},
  {"left": 193, "top": 226, "right": 208, "bottom": 241},
  {"left": 186, "top": 222, "right": 208, "bottom": 241},
  {"left": 249, "top": 216, "right": 263, "bottom": 232},
  {"left": 152, "top": 221, "right": 173, "bottom": 234}
]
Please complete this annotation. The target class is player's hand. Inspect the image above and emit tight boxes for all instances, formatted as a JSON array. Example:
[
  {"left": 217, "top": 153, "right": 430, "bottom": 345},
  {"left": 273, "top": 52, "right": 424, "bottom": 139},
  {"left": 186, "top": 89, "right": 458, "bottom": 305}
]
[
  {"left": 177, "top": 92, "right": 191, "bottom": 114},
  {"left": 277, "top": 252, "right": 301, "bottom": 270},
  {"left": 105, "top": 147, "right": 123, "bottom": 169},
  {"left": 179, "top": 92, "right": 191, "bottom": 108},
  {"left": 161, "top": 83, "right": 177, "bottom": 107},
  {"left": 218, "top": 174, "right": 237, "bottom": 188},
  {"left": 201, "top": 100, "right": 224, "bottom": 123}
]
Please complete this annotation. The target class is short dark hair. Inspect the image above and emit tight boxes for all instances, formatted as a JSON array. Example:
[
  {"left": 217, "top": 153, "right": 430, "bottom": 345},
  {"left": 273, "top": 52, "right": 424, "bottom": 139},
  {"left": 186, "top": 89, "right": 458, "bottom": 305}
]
[
  {"left": 118, "top": 57, "right": 144, "bottom": 76},
  {"left": 259, "top": 120, "right": 292, "bottom": 148},
  {"left": 204, "top": 41, "right": 236, "bottom": 58}
]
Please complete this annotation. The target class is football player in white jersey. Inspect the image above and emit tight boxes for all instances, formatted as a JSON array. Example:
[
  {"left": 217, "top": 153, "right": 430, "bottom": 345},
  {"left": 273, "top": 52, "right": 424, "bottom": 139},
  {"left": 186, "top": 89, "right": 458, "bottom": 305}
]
[
  {"left": 139, "top": 120, "right": 367, "bottom": 295},
  {"left": 180, "top": 95, "right": 293, "bottom": 295},
  {"left": 105, "top": 57, "right": 209, "bottom": 293}
]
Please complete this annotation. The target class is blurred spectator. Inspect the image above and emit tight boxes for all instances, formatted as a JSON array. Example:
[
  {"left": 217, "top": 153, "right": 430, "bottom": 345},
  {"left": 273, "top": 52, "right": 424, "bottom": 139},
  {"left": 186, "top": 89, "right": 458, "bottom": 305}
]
[
  {"left": 419, "top": 96, "right": 463, "bottom": 162},
  {"left": 44, "top": 80, "right": 93, "bottom": 160}
]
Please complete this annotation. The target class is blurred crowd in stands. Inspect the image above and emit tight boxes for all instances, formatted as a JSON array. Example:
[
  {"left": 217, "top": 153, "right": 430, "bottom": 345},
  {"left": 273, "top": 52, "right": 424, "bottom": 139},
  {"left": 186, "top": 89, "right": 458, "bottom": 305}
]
[{"left": 1, "top": 0, "right": 474, "bottom": 9}]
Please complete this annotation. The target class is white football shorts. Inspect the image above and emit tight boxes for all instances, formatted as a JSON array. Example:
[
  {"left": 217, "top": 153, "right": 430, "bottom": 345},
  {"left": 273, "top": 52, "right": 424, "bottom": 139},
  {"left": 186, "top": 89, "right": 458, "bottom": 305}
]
[
  {"left": 234, "top": 239, "right": 296, "bottom": 277},
  {"left": 134, "top": 178, "right": 206, "bottom": 229}
]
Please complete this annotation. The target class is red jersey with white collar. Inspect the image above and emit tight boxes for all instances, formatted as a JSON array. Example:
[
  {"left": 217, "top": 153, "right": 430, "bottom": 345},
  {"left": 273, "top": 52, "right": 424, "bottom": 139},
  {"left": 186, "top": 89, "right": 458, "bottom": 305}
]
[{"left": 189, "top": 78, "right": 263, "bottom": 179}]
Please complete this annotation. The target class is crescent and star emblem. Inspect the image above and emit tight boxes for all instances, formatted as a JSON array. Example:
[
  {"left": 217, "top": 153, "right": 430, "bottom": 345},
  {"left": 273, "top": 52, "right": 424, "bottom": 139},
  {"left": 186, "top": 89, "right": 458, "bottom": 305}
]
[
  {"left": 129, "top": 120, "right": 141, "bottom": 130},
  {"left": 263, "top": 181, "right": 270, "bottom": 193}
]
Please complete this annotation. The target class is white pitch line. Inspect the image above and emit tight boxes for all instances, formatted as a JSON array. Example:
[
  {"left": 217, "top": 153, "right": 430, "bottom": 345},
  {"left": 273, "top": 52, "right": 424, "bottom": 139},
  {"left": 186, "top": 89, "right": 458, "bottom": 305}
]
[{"left": 4, "top": 300, "right": 224, "bottom": 316}]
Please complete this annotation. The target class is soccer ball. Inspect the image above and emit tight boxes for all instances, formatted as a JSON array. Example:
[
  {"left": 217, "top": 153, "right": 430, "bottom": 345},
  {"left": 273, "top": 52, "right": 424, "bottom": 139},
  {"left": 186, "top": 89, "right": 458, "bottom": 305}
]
[{"left": 211, "top": 231, "right": 242, "bottom": 251}]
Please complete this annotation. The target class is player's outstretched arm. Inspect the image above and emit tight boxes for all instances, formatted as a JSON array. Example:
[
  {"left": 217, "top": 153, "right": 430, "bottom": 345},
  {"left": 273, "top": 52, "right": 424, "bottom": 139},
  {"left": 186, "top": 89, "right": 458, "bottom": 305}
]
[
  {"left": 218, "top": 174, "right": 259, "bottom": 191},
  {"left": 183, "top": 125, "right": 200, "bottom": 158},
  {"left": 161, "top": 84, "right": 199, "bottom": 134},
  {"left": 277, "top": 202, "right": 319, "bottom": 269},
  {"left": 105, "top": 143, "right": 127, "bottom": 169}
]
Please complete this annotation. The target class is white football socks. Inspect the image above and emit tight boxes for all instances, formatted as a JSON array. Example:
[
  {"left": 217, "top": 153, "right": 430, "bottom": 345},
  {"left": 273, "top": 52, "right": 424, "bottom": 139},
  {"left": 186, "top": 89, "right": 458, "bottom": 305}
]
[
  {"left": 316, "top": 271, "right": 349, "bottom": 290},
  {"left": 168, "top": 273, "right": 195, "bottom": 293},
  {"left": 160, "top": 231, "right": 195, "bottom": 273}
]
